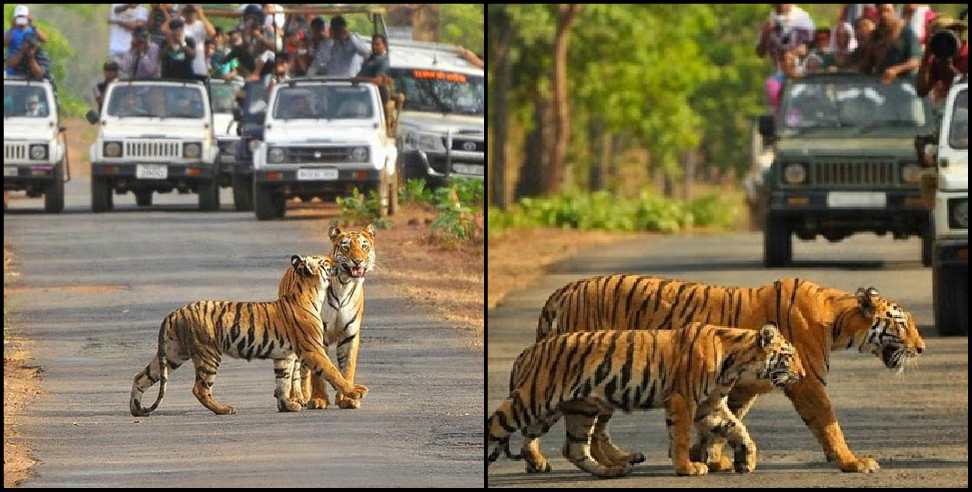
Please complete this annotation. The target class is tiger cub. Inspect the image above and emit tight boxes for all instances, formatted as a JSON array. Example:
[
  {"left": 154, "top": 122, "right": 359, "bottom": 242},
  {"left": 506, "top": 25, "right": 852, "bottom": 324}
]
[
  {"left": 129, "top": 255, "right": 367, "bottom": 416},
  {"left": 487, "top": 323, "right": 803, "bottom": 477}
]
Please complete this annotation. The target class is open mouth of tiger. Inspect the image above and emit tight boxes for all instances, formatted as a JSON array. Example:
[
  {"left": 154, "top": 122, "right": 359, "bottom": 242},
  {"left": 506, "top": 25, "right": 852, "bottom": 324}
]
[
  {"left": 769, "top": 370, "right": 798, "bottom": 387},
  {"left": 881, "top": 345, "right": 910, "bottom": 370},
  {"left": 343, "top": 263, "right": 367, "bottom": 278}
]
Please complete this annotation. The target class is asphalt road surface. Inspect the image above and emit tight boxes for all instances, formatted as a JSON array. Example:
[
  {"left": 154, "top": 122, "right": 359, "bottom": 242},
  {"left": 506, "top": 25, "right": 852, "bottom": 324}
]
[
  {"left": 487, "top": 233, "right": 968, "bottom": 488},
  {"left": 4, "top": 177, "right": 483, "bottom": 487}
]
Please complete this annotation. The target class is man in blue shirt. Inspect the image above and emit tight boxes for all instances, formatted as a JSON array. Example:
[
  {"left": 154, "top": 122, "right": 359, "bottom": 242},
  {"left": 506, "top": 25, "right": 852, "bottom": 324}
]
[
  {"left": 307, "top": 16, "right": 371, "bottom": 77},
  {"left": 5, "top": 5, "right": 48, "bottom": 76}
]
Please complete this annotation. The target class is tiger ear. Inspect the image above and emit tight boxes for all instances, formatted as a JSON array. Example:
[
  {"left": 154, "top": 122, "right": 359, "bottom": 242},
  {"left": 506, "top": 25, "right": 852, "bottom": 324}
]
[
  {"left": 758, "top": 323, "right": 779, "bottom": 348},
  {"left": 856, "top": 287, "right": 878, "bottom": 318},
  {"left": 291, "top": 255, "right": 303, "bottom": 269},
  {"left": 364, "top": 223, "right": 376, "bottom": 238},
  {"left": 328, "top": 223, "right": 342, "bottom": 243}
]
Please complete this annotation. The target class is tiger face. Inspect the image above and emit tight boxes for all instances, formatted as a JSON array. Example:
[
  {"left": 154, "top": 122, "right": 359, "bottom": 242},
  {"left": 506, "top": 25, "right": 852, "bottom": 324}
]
[
  {"left": 291, "top": 254, "right": 336, "bottom": 283},
  {"left": 751, "top": 323, "right": 804, "bottom": 388},
  {"left": 854, "top": 287, "right": 926, "bottom": 372},
  {"left": 328, "top": 224, "right": 375, "bottom": 279}
]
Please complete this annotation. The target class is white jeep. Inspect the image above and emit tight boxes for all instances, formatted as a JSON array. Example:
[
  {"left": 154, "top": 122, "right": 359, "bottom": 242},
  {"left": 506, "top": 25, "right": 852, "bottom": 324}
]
[
  {"left": 388, "top": 39, "right": 485, "bottom": 185},
  {"left": 251, "top": 77, "right": 399, "bottom": 220},
  {"left": 3, "top": 75, "right": 68, "bottom": 213},
  {"left": 925, "top": 79, "right": 968, "bottom": 335},
  {"left": 86, "top": 79, "right": 219, "bottom": 212}
]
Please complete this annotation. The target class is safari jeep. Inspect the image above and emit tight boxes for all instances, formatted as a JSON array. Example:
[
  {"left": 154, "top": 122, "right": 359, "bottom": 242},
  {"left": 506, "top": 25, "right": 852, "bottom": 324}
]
[
  {"left": 251, "top": 77, "right": 399, "bottom": 220},
  {"left": 923, "top": 79, "right": 968, "bottom": 335},
  {"left": 759, "top": 72, "right": 933, "bottom": 267},
  {"left": 4, "top": 75, "right": 68, "bottom": 213},
  {"left": 209, "top": 78, "right": 245, "bottom": 210},
  {"left": 389, "top": 39, "right": 485, "bottom": 186},
  {"left": 86, "top": 79, "right": 219, "bottom": 212}
]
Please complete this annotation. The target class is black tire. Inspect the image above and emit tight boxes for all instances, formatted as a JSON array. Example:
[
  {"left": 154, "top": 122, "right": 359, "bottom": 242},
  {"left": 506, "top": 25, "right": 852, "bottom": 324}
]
[
  {"left": 933, "top": 262, "right": 969, "bottom": 336},
  {"left": 231, "top": 173, "right": 254, "bottom": 211},
  {"left": 921, "top": 214, "right": 933, "bottom": 267},
  {"left": 254, "top": 182, "right": 284, "bottom": 220},
  {"left": 763, "top": 213, "right": 792, "bottom": 267},
  {"left": 92, "top": 175, "right": 112, "bottom": 213},
  {"left": 135, "top": 191, "right": 153, "bottom": 207},
  {"left": 44, "top": 163, "right": 65, "bottom": 213},
  {"left": 198, "top": 178, "right": 220, "bottom": 211}
]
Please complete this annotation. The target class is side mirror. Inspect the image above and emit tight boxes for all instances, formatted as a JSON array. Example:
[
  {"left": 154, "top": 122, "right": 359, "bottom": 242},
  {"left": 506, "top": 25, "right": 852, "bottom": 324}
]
[
  {"left": 914, "top": 133, "right": 938, "bottom": 167},
  {"left": 58, "top": 125, "right": 66, "bottom": 133},
  {"left": 85, "top": 110, "right": 99, "bottom": 125},
  {"left": 757, "top": 114, "right": 775, "bottom": 139}
]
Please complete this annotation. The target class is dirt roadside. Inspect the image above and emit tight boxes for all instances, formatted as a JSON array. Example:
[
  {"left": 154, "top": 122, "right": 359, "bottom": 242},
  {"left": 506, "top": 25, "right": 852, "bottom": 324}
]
[{"left": 3, "top": 246, "right": 41, "bottom": 488}]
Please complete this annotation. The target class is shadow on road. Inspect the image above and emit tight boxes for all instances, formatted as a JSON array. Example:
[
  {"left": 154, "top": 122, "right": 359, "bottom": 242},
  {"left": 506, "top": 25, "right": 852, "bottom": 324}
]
[{"left": 552, "top": 259, "right": 924, "bottom": 275}]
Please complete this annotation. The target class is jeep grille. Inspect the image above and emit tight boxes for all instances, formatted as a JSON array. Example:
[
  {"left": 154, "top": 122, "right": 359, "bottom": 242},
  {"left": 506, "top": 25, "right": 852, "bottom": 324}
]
[
  {"left": 279, "top": 147, "right": 356, "bottom": 164},
  {"left": 811, "top": 160, "right": 898, "bottom": 187},
  {"left": 4, "top": 143, "right": 28, "bottom": 161},
  {"left": 125, "top": 140, "right": 181, "bottom": 160},
  {"left": 450, "top": 137, "right": 485, "bottom": 153}
]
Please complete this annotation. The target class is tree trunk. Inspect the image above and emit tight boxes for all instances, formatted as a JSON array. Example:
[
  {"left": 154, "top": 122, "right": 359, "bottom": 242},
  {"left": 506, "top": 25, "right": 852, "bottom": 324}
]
[
  {"left": 489, "top": 7, "right": 513, "bottom": 209},
  {"left": 588, "top": 119, "right": 606, "bottom": 191},
  {"left": 544, "top": 4, "right": 581, "bottom": 195},
  {"left": 515, "top": 85, "right": 549, "bottom": 198},
  {"left": 682, "top": 149, "right": 697, "bottom": 201}
]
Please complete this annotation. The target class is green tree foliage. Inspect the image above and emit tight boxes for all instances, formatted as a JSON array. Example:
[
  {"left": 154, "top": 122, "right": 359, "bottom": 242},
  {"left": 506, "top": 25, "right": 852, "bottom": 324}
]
[{"left": 439, "top": 4, "right": 484, "bottom": 55}]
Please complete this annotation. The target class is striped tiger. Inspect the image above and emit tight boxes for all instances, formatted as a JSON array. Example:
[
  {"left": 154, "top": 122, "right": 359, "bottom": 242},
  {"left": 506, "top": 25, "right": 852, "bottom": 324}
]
[
  {"left": 279, "top": 223, "right": 375, "bottom": 410},
  {"left": 532, "top": 275, "right": 925, "bottom": 473},
  {"left": 129, "top": 255, "right": 368, "bottom": 416},
  {"left": 487, "top": 323, "right": 803, "bottom": 477}
]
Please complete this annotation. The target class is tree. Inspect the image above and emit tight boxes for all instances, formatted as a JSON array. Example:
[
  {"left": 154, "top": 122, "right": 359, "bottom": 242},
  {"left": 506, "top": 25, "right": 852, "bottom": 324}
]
[
  {"left": 545, "top": 4, "right": 581, "bottom": 195},
  {"left": 488, "top": 6, "right": 514, "bottom": 209}
]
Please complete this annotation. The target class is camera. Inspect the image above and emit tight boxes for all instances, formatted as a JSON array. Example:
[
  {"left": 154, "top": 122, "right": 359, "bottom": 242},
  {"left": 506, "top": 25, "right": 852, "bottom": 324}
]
[{"left": 928, "top": 29, "right": 961, "bottom": 59}]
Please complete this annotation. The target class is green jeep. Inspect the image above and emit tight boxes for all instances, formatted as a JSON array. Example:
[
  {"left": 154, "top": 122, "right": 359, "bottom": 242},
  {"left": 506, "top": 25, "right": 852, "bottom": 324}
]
[{"left": 759, "top": 72, "right": 933, "bottom": 267}]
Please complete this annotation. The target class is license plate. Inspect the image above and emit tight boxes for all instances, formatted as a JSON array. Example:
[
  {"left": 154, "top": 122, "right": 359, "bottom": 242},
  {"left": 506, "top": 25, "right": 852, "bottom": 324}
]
[
  {"left": 826, "top": 192, "right": 886, "bottom": 208},
  {"left": 136, "top": 164, "right": 168, "bottom": 180},
  {"left": 452, "top": 163, "right": 484, "bottom": 176},
  {"left": 297, "top": 168, "right": 338, "bottom": 181},
  {"left": 4, "top": 167, "right": 18, "bottom": 177}
]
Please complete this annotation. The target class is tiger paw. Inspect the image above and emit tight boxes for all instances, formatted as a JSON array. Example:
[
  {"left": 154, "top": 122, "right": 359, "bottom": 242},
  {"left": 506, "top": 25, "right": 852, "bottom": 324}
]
[
  {"left": 306, "top": 398, "right": 329, "bottom": 410},
  {"left": 212, "top": 405, "right": 237, "bottom": 415},
  {"left": 594, "top": 463, "right": 633, "bottom": 479},
  {"left": 336, "top": 395, "right": 361, "bottom": 409},
  {"left": 674, "top": 461, "right": 709, "bottom": 476},
  {"left": 733, "top": 454, "right": 756, "bottom": 474},
  {"left": 838, "top": 456, "right": 880, "bottom": 473},
  {"left": 708, "top": 455, "right": 734, "bottom": 472},
  {"left": 343, "top": 384, "right": 368, "bottom": 401},
  {"left": 277, "top": 399, "right": 303, "bottom": 412}
]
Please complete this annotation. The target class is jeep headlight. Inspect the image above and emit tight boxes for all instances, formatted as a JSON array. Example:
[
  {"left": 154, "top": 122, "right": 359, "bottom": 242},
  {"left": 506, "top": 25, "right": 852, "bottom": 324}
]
[
  {"left": 403, "top": 131, "right": 446, "bottom": 153},
  {"left": 950, "top": 198, "right": 968, "bottom": 229},
  {"left": 104, "top": 141, "right": 122, "bottom": 158},
  {"left": 351, "top": 146, "right": 368, "bottom": 162},
  {"left": 900, "top": 164, "right": 922, "bottom": 184},
  {"left": 268, "top": 147, "right": 286, "bottom": 163},
  {"left": 29, "top": 144, "right": 48, "bottom": 161},
  {"left": 783, "top": 163, "right": 807, "bottom": 184},
  {"left": 183, "top": 142, "right": 202, "bottom": 159},
  {"left": 249, "top": 139, "right": 261, "bottom": 153}
]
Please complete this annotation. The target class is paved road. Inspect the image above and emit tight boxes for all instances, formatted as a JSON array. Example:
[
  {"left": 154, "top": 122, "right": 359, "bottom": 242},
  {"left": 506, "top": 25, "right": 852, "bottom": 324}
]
[
  {"left": 487, "top": 233, "right": 968, "bottom": 487},
  {"left": 4, "top": 177, "right": 483, "bottom": 487}
]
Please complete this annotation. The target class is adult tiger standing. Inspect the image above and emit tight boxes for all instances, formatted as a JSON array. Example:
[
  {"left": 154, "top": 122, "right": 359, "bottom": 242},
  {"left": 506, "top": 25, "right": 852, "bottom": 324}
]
[
  {"left": 528, "top": 276, "right": 925, "bottom": 474},
  {"left": 129, "top": 255, "right": 368, "bottom": 416},
  {"left": 280, "top": 224, "right": 375, "bottom": 410},
  {"left": 487, "top": 323, "right": 804, "bottom": 477}
]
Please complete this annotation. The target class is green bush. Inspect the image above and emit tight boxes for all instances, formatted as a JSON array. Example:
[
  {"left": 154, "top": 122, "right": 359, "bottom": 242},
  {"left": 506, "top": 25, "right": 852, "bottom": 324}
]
[
  {"left": 336, "top": 188, "right": 390, "bottom": 229},
  {"left": 488, "top": 190, "right": 737, "bottom": 236}
]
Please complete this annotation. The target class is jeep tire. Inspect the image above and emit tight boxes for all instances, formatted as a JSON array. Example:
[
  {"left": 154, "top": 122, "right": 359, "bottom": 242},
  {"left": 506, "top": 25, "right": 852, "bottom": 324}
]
[
  {"left": 933, "top": 261, "right": 968, "bottom": 336},
  {"left": 45, "top": 163, "right": 65, "bottom": 213},
  {"left": 92, "top": 175, "right": 113, "bottom": 213},
  {"left": 764, "top": 213, "right": 792, "bottom": 267},
  {"left": 198, "top": 178, "right": 220, "bottom": 211},
  {"left": 231, "top": 173, "right": 253, "bottom": 211},
  {"left": 254, "top": 183, "right": 285, "bottom": 220},
  {"left": 135, "top": 191, "right": 153, "bottom": 207}
]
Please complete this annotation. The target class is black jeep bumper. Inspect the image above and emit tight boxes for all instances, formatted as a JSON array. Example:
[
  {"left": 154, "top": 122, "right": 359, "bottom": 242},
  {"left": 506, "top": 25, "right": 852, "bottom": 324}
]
[
  {"left": 92, "top": 163, "right": 216, "bottom": 192},
  {"left": 4, "top": 163, "right": 60, "bottom": 190},
  {"left": 770, "top": 189, "right": 927, "bottom": 238},
  {"left": 934, "top": 239, "right": 969, "bottom": 267},
  {"left": 254, "top": 169, "right": 382, "bottom": 197}
]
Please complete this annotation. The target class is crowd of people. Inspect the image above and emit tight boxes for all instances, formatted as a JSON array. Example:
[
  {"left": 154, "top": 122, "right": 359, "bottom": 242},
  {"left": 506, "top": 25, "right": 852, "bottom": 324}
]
[{"left": 756, "top": 4, "right": 968, "bottom": 111}]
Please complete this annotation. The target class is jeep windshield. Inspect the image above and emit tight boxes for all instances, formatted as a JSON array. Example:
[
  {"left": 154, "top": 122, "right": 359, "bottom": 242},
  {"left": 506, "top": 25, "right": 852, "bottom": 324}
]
[
  {"left": 780, "top": 78, "right": 930, "bottom": 134},
  {"left": 106, "top": 85, "right": 206, "bottom": 119},
  {"left": 949, "top": 88, "right": 968, "bottom": 150},
  {"left": 210, "top": 81, "right": 242, "bottom": 114},
  {"left": 272, "top": 85, "right": 374, "bottom": 120},
  {"left": 389, "top": 68, "right": 484, "bottom": 116},
  {"left": 4, "top": 84, "right": 50, "bottom": 118}
]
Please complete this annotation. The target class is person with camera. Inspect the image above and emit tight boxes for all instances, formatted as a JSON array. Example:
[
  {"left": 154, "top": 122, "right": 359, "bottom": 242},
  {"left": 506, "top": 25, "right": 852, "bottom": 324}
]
[
  {"left": 118, "top": 26, "right": 160, "bottom": 80},
  {"left": 176, "top": 4, "right": 216, "bottom": 78},
  {"left": 6, "top": 32, "right": 51, "bottom": 82},
  {"left": 916, "top": 17, "right": 968, "bottom": 107},
  {"left": 5, "top": 6, "right": 48, "bottom": 76},
  {"left": 94, "top": 61, "right": 120, "bottom": 111},
  {"left": 307, "top": 16, "right": 372, "bottom": 77},
  {"left": 108, "top": 4, "right": 149, "bottom": 64},
  {"left": 224, "top": 4, "right": 276, "bottom": 83},
  {"left": 859, "top": 3, "right": 923, "bottom": 84},
  {"left": 756, "top": 4, "right": 815, "bottom": 109},
  {"left": 159, "top": 18, "right": 196, "bottom": 80}
]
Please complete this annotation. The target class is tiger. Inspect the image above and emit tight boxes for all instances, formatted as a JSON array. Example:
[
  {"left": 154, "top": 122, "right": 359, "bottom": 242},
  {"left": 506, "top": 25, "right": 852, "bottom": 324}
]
[
  {"left": 487, "top": 322, "right": 804, "bottom": 477},
  {"left": 529, "top": 275, "right": 925, "bottom": 474},
  {"left": 279, "top": 223, "right": 375, "bottom": 410},
  {"left": 129, "top": 255, "right": 368, "bottom": 416}
]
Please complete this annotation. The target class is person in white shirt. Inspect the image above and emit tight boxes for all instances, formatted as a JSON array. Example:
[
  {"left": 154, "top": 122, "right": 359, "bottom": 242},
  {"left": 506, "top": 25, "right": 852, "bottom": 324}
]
[
  {"left": 178, "top": 4, "right": 216, "bottom": 77},
  {"left": 108, "top": 4, "right": 149, "bottom": 63}
]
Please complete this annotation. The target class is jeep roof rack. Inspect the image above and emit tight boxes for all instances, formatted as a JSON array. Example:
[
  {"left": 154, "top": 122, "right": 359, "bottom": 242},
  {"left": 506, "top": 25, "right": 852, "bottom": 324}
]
[
  {"left": 387, "top": 38, "right": 464, "bottom": 55},
  {"left": 112, "top": 78, "right": 207, "bottom": 85},
  {"left": 285, "top": 77, "right": 362, "bottom": 87}
]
